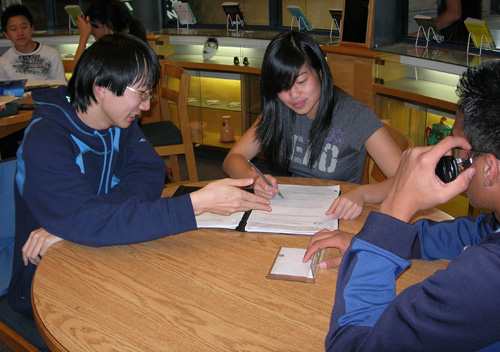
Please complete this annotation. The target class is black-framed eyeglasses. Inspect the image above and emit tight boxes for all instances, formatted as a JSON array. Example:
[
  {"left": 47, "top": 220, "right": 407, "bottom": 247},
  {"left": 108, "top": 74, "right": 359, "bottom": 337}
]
[
  {"left": 435, "top": 149, "right": 485, "bottom": 183},
  {"left": 126, "top": 86, "right": 156, "bottom": 102}
]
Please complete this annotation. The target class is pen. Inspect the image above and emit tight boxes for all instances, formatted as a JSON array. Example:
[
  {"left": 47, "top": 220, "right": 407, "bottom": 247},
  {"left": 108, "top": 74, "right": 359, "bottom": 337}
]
[{"left": 247, "top": 160, "right": 284, "bottom": 199}]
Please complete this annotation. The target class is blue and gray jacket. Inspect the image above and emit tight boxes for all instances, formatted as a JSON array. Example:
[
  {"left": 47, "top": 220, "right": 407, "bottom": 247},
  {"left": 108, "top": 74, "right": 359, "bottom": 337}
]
[
  {"left": 327, "top": 211, "right": 500, "bottom": 351},
  {"left": 8, "top": 85, "right": 196, "bottom": 317}
]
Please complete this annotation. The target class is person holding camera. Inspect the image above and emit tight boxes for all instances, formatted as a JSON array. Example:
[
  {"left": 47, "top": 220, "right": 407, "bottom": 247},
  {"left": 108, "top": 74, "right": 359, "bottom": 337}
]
[{"left": 304, "top": 60, "right": 500, "bottom": 351}]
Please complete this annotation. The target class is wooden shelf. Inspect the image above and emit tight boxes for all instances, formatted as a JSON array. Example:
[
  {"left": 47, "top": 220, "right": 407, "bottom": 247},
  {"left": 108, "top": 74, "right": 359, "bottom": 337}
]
[
  {"left": 373, "top": 78, "right": 458, "bottom": 113},
  {"left": 197, "top": 131, "right": 240, "bottom": 149},
  {"left": 162, "top": 55, "right": 262, "bottom": 75},
  {"left": 188, "top": 99, "right": 242, "bottom": 112},
  {"left": 322, "top": 44, "right": 383, "bottom": 59}
]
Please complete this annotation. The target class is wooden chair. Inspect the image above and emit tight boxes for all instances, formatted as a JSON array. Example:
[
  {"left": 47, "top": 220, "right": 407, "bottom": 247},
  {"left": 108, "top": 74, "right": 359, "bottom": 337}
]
[
  {"left": 361, "top": 122, "right": 414, "bottom": 184},
  {"left": 141, "top": 63, "right": 198, "bottom": 183},
  {"left": 0, "top": 321, "right": 39, "bottom": 352}
]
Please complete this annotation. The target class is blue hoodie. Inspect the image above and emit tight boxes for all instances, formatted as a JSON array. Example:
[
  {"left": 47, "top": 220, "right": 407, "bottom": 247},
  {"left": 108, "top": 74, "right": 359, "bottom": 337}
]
[
  {"left": 8, "top": 86, "right": 197, "bottom": 317},
  {"left": 326, "top": 212, "right": 500, "bottom": 351}
]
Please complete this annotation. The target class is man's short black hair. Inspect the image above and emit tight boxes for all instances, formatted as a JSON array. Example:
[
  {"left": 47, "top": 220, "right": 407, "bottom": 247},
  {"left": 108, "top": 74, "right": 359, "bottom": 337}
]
[
  {"left": 457, "top": 60, "right": 500, "bottom": 159},
  {"left": 1, "top": 4, "right": 34, "bottom": 30},
  {"left": 68, "top": 33, "right": 160, "bottom": 113}
]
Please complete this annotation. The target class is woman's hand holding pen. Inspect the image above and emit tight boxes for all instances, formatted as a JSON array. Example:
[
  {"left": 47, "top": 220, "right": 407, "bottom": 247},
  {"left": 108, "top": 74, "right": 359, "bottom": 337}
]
[
  {"left": 326, "top": 188, "right": 365, "bottom": 220},
  {"left": 253, "top": 175, "right": 281, "bottom": 200},
  {"left": 247, "top": 160, "right": 284, "bottom": 200}
]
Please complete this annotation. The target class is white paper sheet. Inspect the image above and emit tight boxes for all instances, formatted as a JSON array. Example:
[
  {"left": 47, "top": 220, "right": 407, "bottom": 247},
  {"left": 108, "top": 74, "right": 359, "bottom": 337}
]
[
  {"left": 0, "top": 96, "right": 18, "bottom": 105},
  {"left": 245, "top": 184, "right": 340, "bottom": 235},
  {"left": 195, "top": 211, "right": 244, "bottom": 229},
  {"left": 194, "top": 184, "right": 340, "bottom": 235},
  {"left": 270, "top": 247, "right": 314, "bottom": 279}
]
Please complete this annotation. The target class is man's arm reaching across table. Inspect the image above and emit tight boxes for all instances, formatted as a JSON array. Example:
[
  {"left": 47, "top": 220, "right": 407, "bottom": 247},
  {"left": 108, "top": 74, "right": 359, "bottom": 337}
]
[
  {"left": 21, "top": 178, "right": 271, "bottom": 265},
  {"left": 190, "top": 178, "right": 271, "bottom": 216}
]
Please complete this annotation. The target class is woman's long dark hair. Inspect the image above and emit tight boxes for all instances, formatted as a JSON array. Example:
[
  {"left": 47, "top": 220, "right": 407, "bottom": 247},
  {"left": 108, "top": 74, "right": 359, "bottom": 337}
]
[
  {"left": 256, "top": 31, "right": 336, "bottom": 174},
  {"left": 85, "top": 0, "right": 147, "bottom": 43}
]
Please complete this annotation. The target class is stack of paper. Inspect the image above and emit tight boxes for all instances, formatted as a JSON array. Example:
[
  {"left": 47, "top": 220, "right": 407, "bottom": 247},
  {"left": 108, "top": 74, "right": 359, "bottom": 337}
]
[{"left": 194, "top": 184, "right": 340, "bottom": 235}]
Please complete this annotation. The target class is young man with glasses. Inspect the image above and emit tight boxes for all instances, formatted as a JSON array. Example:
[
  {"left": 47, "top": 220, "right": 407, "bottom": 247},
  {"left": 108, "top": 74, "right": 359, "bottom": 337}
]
[
  {"left": 304, "top": 60, "right": 500, "bottom": 350},
  {"left": 8, "top": 34, "right": 271, "bottom": 318}
]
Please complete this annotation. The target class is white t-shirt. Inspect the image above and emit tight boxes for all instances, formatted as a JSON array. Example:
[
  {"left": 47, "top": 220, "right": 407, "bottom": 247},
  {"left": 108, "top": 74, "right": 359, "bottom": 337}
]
[{"left": 0, "top": 42, "right": 66, "bottom": 83}]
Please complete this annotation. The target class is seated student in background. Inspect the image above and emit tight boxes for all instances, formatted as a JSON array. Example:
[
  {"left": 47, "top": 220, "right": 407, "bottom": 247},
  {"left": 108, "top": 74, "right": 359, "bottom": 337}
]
[
  {"left": 304, "top": 61, "right": 500, "bottom": 350},
  {"left": 74, "top": 0, "right": 147, "bottom": 63},
  {"left": 223, "top": 31, "right": 402, "bottom": 220},
  {"left": 0, "top": 4, "right": 65, "bottom": 84},
  {"left": 435, "top": 0, "right": 481, "bottom": 43},
  {"left": 0, "top": 4, "right": 66, "bottom": 159},
  {"left": 9, "top": 34, "right": 271, "bottom": 318},
  {"left": 411, "top": 0, "right": 481, "bottom": 43}
]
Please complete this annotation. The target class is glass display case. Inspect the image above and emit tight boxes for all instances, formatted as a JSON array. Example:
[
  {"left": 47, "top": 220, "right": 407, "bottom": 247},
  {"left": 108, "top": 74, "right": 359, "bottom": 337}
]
[
  {"left": 326, "top": 42, "right": 493, "bottom": 147},
  {"left": 371, "top": 43, "right": 486, "bottom": 146},
  {"left": 154, "top": 29, "right": 330, "bottom": 149},
  {"left": 377, "top": 96, "right": 456, "bottom": 146},
  {"left": 324, "top": 42, "right": 482, "bottom": 216},
  {"left": 281, "top": 0, "right": 344, "bottom": 31},
  {"left": 164, "top": 69, "right": 261, "bottom": 149},
  {"left": 153, "top": 30, "right": 273, "bottom": 148},
  {"left": 404, "top": 0, "right": 500, "bottom": 50},
  {"left": 186, "top": 70, "right": 251, "bottom": 148},
  {"left": 154, "top": 29, "right": 273, "bottom": 66}
]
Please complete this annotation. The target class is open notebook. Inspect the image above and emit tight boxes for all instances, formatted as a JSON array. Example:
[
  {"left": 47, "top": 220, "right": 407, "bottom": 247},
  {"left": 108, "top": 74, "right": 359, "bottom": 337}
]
[{"left": 174, "top": 184, "right": 340, "bottom": 235}]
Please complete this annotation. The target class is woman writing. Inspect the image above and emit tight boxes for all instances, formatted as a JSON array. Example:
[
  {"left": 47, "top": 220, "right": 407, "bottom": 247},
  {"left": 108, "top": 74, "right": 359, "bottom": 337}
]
[{"left": 223, "top": 31, "right": 402, "bottom": 219}]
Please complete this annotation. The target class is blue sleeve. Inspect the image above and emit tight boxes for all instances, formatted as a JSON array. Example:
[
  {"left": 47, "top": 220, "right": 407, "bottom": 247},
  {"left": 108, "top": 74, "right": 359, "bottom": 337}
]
[
  {"left": 101, "top": 123, "right": 166, "bottom": 203},
  {"left": 18, "top": 121, "right": 196, "bottom": 247},
  {"left": 326, "top": 212, "right": 500, "bottom": 351},
  {"left": 414, "top": 213, "right": 498, "bottom": 260}
]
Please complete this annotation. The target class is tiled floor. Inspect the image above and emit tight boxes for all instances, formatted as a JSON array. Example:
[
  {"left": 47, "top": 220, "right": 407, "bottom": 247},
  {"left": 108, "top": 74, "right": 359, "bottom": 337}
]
[{"left": 189, "top": 147, "right": 228, "bottom": 181}]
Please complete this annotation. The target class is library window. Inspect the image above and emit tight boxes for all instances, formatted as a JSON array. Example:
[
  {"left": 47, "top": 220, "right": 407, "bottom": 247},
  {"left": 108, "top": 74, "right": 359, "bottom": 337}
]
[{"left": 404, "top": 0, "right": 500, "bottom": 50}]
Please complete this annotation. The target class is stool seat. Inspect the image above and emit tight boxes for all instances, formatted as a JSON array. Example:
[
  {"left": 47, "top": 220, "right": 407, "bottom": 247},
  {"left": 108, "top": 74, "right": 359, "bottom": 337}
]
[{"left": 141, "top": 121, "right": 182, "bottom": 147}]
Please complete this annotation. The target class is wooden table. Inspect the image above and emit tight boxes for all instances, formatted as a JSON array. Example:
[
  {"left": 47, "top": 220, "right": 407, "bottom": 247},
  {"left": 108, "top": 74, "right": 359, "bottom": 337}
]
[
  {"left": 32, "top": 177, "right": 453, "bottom": 351},
  {"left": 0, "top": 95, "right": 33, "bottom": 139},
  {"left": 0, "top": 110, "right": 31, "bottom": 139}
]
